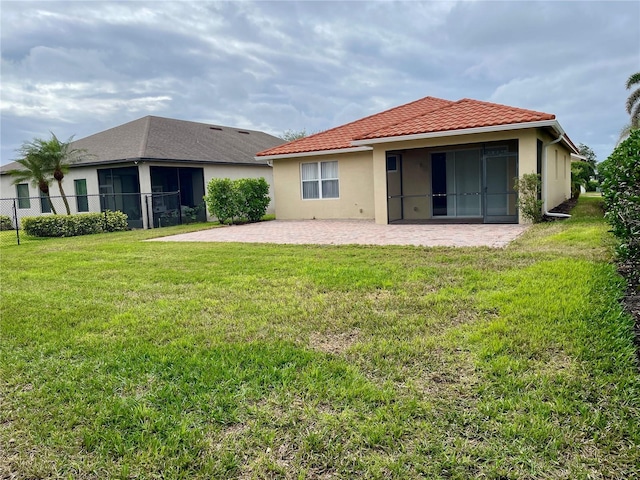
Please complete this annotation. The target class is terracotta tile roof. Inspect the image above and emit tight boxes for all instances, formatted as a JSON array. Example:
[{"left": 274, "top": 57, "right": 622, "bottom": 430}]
[
  {"left": 257, "top": 96, "right": 560, "bottom": 157},
  {"left": 358, "top": 99, "right": 555, "bottom": 140},
  {"left": 256, "top": 96, "right": 453, "bottom": 157}
]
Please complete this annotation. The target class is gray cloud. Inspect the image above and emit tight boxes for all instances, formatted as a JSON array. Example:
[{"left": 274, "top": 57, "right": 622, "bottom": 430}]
[{"left": 1, "top": 0, "right": 638, "bottom": 166}]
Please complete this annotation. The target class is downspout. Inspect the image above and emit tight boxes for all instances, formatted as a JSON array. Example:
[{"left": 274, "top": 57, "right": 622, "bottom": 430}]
[{"left": 542, "top": 133, "right": 572, "bottom": 219}]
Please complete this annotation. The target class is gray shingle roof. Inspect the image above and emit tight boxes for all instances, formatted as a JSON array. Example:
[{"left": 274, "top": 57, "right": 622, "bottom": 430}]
[{"left": 1, "top": 116, "right": 285, "bottom": 173}]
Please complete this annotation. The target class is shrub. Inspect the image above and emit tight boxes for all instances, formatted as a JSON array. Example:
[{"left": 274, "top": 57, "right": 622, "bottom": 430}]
[
  {"left": 22, "top": 211, "right": 128, "bottom": 237},
  {"left": 204, "top": 177, "right": 271, "bottom": 224},
  {"left": 205, "top": 178, "right": 240, "bottom": 225},
  {"left": 514, "top": 173, "right": 544, "bottom": 223},
  {"left": 236, "top": 177, "right": 271, "bottom": 222},
  {"left": 599, "top": 129, "right": 640, "bottom": 287},
  {"left": 0, "top": 215, "right": 13, "bottom": 231}
]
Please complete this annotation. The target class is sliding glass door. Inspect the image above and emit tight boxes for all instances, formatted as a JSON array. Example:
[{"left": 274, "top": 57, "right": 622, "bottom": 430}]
[{"left": 483, "top": 152, "right": 518, "bottom": 223}]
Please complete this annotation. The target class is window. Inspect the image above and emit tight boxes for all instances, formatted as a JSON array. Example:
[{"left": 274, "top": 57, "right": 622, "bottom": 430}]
[
  {"left": 387, "top": 155, "right": 398, "bottom": 172},
  {"left": 75, "top": 179, "right": 89, "bottom": 212},
  {"left": 301, "top": 161, "right": 339, "bottom": 199},
  {"left": 40, "top": 190, "right": 51, "bottom": 213},
  {"left": 16, "top": 184, "right": 30, "bottom": 209}
]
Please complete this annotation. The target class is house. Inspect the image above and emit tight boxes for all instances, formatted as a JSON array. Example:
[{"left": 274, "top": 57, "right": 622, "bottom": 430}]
[
  {"left": 256, "top": 97, "right": 580, "bottom": 224},
  {"left": 0, "top": 116, "right": 284, "bottom": 228}
]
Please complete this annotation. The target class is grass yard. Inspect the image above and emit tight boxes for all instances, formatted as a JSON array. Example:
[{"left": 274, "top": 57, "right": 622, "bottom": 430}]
[{"left": 1, "top": 196, "right": 638, "bottom": 479}]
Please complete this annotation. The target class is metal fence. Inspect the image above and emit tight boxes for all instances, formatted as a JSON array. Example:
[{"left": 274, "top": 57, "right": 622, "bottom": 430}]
[{"left": 0, "top": 191, "right": 207, "bottom": 246}]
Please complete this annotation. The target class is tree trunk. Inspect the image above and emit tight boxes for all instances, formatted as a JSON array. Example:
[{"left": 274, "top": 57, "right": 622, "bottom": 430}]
[
  {"left": 46, "top": 192, "right": 58, "bottom": 215},
  {"left": 58, "top": 179, "right": 71, "bottom": 215}
]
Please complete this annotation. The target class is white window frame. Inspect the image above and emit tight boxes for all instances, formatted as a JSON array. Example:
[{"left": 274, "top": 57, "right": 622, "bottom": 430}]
[
  {"left": 16, "top": 183, "right": 30, "bottom": 209},
  {"left": 301, "top": 161, "right": 339, "bottom": 200}
]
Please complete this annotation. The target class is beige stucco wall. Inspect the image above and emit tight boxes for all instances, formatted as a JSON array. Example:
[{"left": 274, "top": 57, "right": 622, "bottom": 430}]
[
  {"left": 272, "top": 151, "right": 374, "bottom": 220},
  {"left": 536, "top": 131, "right": 572, "bottom": 212}
]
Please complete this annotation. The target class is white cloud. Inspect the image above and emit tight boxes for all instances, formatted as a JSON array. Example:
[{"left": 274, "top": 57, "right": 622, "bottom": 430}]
[{"left": 1, "top": 0, "right": 638, "bottom": 164}]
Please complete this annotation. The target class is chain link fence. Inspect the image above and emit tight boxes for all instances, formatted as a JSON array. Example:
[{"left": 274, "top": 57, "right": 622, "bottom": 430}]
[{"left": 0, "top": 191, "right": 207, "bottom": 246}]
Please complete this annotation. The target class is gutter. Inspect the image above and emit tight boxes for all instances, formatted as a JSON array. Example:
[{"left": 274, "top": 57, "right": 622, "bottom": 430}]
[{"left": 542, "top": 133, "right": 571, "bottom": 219}]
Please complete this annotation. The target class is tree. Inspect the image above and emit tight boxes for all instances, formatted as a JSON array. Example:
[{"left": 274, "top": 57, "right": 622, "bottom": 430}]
[
  {"left": 619, "top": 71, "right": 640, "bottom": 142},
  {"left": 280, "top": 129, "right": 309, "bottom": 142},
  {"left": 7, "top": 153, "right": 58, "bottom": 215},
  {"left": 12, "top": 133, "right": 90, "bottom": 215},
  {"left": 625, "top": 71, "right": 640, "bottom": 129},
  {"left": 573, "top": 143, "right": 598, "bottom": 194}
]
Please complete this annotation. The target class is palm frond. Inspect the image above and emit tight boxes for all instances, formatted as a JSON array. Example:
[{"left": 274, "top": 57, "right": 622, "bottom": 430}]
[
  {"left": 625, "top": 72, "right": 640, "bottom": 89},
  {"left": 625, "top": 88, "right": 640, "bottom": 116}
]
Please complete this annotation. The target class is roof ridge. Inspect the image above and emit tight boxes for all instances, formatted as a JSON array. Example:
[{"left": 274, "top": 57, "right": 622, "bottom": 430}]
[
  {"left": 283, "top": 96, "right": 453, "bottom": 147},
  {"left": 458, "top": 98, "right": 555, "bottom": 117},
  {"left": 353, "top": 97, "right": 459, "bottom": 140},
  {"left": 138, "top": 116, "right": 152, "bottom": 158}
]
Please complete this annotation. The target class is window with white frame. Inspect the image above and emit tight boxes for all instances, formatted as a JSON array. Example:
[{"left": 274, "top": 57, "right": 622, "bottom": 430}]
[
  {"left": 16, "top": 183, "right": 30, "bottom": 209},
  {"left": 301, "top": 161, "right": 339, "bottom": 199}
]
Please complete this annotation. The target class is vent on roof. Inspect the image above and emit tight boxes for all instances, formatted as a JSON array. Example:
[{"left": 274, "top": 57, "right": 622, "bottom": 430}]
[
  {"left": 238, "top": 130, "right": 250, "bottom": 134},
  {"left": 209, "top": 126, "right": 223, "bottom": 131}
]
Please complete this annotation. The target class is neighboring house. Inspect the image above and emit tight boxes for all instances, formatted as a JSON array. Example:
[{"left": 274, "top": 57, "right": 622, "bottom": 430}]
[
  {"left": 0, "top": 116, "right": 284, "bottom": 228},
  {"left": 257, "top": 97, "right": 580, "bottom": 224}
]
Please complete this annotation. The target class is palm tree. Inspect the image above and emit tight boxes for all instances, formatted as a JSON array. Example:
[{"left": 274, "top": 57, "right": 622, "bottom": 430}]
[
  {"left": 7, "top": 153, "right": 58, "bottom": 215},
  {"left": 15, "top": 133, "right": 90, "bottom": 215},
  {"left": 626, "top": 72, "right": 640, "bottom": 128},
  {"left": 620, "top": 72, "right": 640, "bottom": 142}
]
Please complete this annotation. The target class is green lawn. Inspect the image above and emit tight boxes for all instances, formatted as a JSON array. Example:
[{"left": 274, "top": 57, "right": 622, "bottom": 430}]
[{"left": 1, "top": 196, "right": 638, "bottom": 479}]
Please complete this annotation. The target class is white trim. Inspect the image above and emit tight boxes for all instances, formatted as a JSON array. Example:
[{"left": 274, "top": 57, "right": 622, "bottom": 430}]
[
  {"left": 255, "top": 146, "right": 372, "bottom": 161},
  {"left": 570, "top": 153, "right": 587, "bottom": 161},
  {"left": 351, "top": 120, "right": 562, "bottom": 146}
]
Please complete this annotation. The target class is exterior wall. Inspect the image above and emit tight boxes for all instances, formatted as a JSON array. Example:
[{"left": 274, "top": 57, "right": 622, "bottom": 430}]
[
  {"left": 1, "top": 165, "right": 103, "bottom": 226},
  {"left": 536, "top": 131, "right": 572, "bottom": 211},
  {"left": 272, "top": 151, "right": 374, "bottom": 220},
  {"left": 0, "top": 161, "right": 273, "bottom": 228}
]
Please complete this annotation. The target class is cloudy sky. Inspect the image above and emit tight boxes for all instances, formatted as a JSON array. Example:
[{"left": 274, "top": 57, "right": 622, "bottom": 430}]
[{"left": 1, "top": 0, "right": 638, "bottom": 166}]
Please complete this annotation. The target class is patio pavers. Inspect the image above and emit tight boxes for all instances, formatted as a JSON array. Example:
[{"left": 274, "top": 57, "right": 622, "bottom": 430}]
[{"left": 148, "top": 220, "right": 529, "bottom": 248}]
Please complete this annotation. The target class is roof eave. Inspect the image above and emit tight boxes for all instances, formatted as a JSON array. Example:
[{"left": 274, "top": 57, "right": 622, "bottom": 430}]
[
  {"left": 255, "top": 146, "right": 373, "bottom": 161},
  {"left": 351, "top": 120, "right": 562, "bottom": 146}
]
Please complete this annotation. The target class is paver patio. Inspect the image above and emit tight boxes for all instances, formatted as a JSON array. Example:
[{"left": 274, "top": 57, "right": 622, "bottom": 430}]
[{"left": 149, "top": 220, "right": 529, "bottom": 247}]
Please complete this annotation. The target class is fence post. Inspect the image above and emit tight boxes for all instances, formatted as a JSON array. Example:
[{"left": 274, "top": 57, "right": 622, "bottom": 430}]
[
  {"left": 177, "top": 190, "right": 183, "bottom": 225},
  {"left": 13, "top": 198, "right": 20, "bottom": 246},
  {"left": 104, "top": 209, "right": 108, "bottom": 231},
  {"left": 145, "top": 195, "right": 150, "bottom": 229}
]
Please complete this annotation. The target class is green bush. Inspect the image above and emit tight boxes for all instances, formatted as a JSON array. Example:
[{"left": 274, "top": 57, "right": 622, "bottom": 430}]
[
  {"left": 514, "top": 173, "right": 544, "bottom": 223},
  {"left": 22, "top": 211, "right": 129, "bottom": 237},
  {"left": 599, "top": 129, "right": 640, "bottom": 287},
  {"left": 0, "top": 215, "right": 13, "bottom": 231},
  {"left": 205, "top": 178, "right": 240, "bottom": 225},
  {"left": 204, "top": 177, "right": 270, "bottom": 224},
  {"left": 236, "top": 177, "right": 271, "bottom": 222}
]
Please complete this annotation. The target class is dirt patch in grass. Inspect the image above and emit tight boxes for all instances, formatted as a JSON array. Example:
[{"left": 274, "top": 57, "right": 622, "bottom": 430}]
[{"left": 308, "top": 330, "right": 360, "bottom": 355}]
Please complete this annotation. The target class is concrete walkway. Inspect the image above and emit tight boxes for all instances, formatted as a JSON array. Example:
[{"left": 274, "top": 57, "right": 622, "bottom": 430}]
[{"left": 149, "top": 220, "right": 529, "bottom": 248}]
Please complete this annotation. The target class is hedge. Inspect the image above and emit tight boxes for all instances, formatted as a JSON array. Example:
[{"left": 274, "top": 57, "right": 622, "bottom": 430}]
[
  {"left": 599, "top": 129, "right": 640, "bottom": 288},
  {"left": 205, "top": 177, "right": 270, "bottom": 224},
  {"left": 22, "top": 211, "right": 129, "bottom": 237},
  {"left": 0, "top": 215, "right": 12, "bottom": 231}
]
